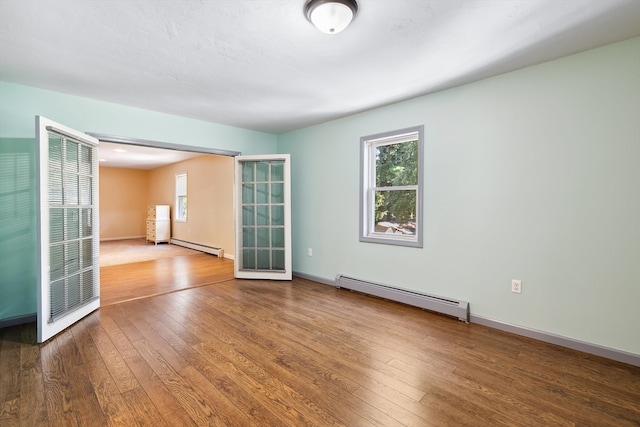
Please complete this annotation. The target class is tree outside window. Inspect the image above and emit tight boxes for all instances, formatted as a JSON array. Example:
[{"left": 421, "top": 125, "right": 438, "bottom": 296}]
[{"left": 360, "top": 126, "right": 423, "bottom": 247}]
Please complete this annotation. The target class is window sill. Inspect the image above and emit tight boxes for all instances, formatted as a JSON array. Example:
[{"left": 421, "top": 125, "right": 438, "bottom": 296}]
[{"left": 360, "top": 234, "right": 422, "bottom": 248}]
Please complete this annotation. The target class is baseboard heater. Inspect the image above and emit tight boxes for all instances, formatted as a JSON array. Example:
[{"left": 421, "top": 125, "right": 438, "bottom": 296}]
[
  {"left": 170, "top": 238, "right": 224, "bottom": 258},
  {"left": 335, "top": 274, "right": 469, "bottom": 322}
]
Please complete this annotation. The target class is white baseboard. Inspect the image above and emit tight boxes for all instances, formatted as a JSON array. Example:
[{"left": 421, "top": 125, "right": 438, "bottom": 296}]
[
  {"left": 100, "top": 235, "right": 145, "bottom": 242},
  {"left": 171, "top": 238, "right": 228, "bottom": 258}
]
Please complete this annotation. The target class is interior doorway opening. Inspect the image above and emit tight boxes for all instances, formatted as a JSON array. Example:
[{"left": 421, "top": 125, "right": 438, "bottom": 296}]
[{"left": 93, "top": 133, "right": 238, "bottom": 305}]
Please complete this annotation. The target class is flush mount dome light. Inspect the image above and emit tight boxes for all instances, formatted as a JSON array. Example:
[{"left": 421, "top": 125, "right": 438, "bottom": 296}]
[{"left": 304, "top": 0, "right": 358, "bottom": 34}]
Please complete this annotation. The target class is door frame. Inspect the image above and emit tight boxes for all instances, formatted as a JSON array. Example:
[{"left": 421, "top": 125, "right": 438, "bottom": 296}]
[
  {"left": 36, "top": 116, "right": 101, "bottom": 343},
  {"left": 234, "top": 154, "right": 292, "bottom": 280}
]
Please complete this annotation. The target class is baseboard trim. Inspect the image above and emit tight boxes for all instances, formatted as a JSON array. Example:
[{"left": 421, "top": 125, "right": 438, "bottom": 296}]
[
  {"left": 292, "top": 272, "right": 639, "bottom": 367},
  {"left": 170, "top": 238, "right": 225, "bottom": 258},
  {"left": 292, "top": 271, "right": 335, "bottom": 286},
  {"left": 0, "top": 313, "right": 36, "bottom": 329},
  {"left": 100, "top": 236, "right": 145, "bottom": 242},
  {"left": 470, "top": 314, "right": 640, "bottom": 367}
]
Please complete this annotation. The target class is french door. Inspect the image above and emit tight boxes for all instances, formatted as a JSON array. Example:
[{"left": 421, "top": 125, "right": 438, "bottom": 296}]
[
  {"left": 36, "top": 116, "right": 100, "bottom": 343},
  {"left": 235, "top": 154, "right": 291, "bottom": 280}
]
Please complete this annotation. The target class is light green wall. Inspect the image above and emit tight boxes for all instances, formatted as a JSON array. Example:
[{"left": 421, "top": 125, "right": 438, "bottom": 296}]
[
  {"left": 0, "top": 83, "right": 277, "bottom": 321},
  {"left": 0, "top": 81, "right": 277, "bottom": 153},
  {"left": 278, "top": 37, "right": 640, "bottom": 355},
  {"left": 0, "top": 138, "right": 37, "bottom": 320},
  {"left": 2, "top": 38, "right": 638, "bottom": 355}
]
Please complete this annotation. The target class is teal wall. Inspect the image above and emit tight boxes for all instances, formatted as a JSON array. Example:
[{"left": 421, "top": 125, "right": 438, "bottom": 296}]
[
  {"left": 0, "top": 81, "right": 277, "bottom": 153},
  {"left": 0, "top": 138, "right": 37, "bottom": 320},
  {"left": 0, "top": 83, "right": 277, "bottom": 321},
  {"left": 1, "top": 38, "right": 638, "bottom": 356},
  {"left": 278, "top": 37, "right": 640, "bottom": 355}
]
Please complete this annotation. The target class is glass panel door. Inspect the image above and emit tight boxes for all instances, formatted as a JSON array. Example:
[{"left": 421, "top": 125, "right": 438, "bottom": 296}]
[
  {"left": 235, "top": 154, "right": 291, "bottom": 280},
  {"left": 36, "top": 116, "right": 100, "bottom": 343}
]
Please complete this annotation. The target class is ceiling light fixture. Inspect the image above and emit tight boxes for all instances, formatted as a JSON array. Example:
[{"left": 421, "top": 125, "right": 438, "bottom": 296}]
[{"left": 304, "top": 0, "right": 358, "bottom": 34}]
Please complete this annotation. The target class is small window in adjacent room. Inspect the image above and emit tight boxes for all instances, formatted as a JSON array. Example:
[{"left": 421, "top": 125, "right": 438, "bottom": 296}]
[
  {"left": 360, "top": 125, "right": 424, "bottom": 247},
  {"left": 175, "top": 173, "right": 187, "bottom": 222}
]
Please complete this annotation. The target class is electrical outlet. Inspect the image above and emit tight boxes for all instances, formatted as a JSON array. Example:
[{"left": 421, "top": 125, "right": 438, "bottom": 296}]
[
  {"left": 511, "top": 279, "right": 522, "bottom": 294},
  {"left": 307, "top": 248, "right": 313, "bottom": 257}
]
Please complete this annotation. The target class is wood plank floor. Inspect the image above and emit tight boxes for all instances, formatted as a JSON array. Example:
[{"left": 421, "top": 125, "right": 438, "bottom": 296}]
[
  {"left": 2, "top": 277, "right": 639, "bottom": 426},
  {"left": 100, "top": 254, "right": 234, "bottom": 306}
]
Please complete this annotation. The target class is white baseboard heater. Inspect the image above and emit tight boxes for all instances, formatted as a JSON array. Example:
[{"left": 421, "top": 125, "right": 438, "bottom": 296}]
[
  {"left": 170, "top": 238, "right": 224, "bottom": 258},
  {"left": 335, "top": 274, "right": 469, "bottom": 322}
]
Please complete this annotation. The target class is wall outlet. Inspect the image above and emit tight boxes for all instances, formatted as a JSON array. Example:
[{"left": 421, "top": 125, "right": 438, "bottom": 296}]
[
  {"left": 307, "top": 248, "right": 313, "bottom": 257},
  {"left": 511, "top": 279, "right": 522, "bottom": 294}
]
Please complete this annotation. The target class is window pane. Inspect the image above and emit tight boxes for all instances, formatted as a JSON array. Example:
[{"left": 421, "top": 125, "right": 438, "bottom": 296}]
[
  {"left": 49, "top": 135, "right": 62, "bottom": 169},
  {"left": 271, "top": 183, "right": 284, "bottom": 204},
  {"left": 242, "top": 206, "right": 255, "bottom": 226},
  {"left": 242, "top": 249, "right": 256, "bottom": 269},
  {"left": 66, "top": 209, "right": 79, "bottom": 240},
  {"left": 82, "top": 270, "right": 96, "bottom": 300},
  {"left": 256, "top": 162, "right": 269, "bottom": 181},
  {"left": 271, "top": 205, "right": 284, "bottom": 226},
  {"left": 373, "top": 189, "right": 417, "bottom": 236},
  {"left": 243, "top": 227, "right": 255, "bottom": 247},
  {"left": 50, "top": 209, "right": 64, "bottom": 243},
  {"left": 79, "top": 176, "right": 91, "bottom": 205},
  {"left": 271, "top": 162, "right": 284, "bottom": 181},
  {"left": 256, "top": 227, "right": 270, "bottom": 247},
  {"left": 272, "top": 250, "right": 285, "bottom": 270},
  {"left": 81, "top": 209, "right": 92, "bottom": 237},
  {"left": 257, "top": 250, "right": 270, "bottom": 269},
  {"left": 67, "top": 240, "right": 80, "bottom": 274},
  {"left": 242, "top": 183, "right": 254, "bottom": 204},
  {"left": 177, "top": 196, "right": 187, "bottom": 219},
  {"left": 66, "top": 140, "right": 79, "bottom": 171},
  {"left": 256, "top": 183, "right": 269, "bottom": 204},
  {"left": 242, "top": 162, "right": 254, "bottom": 182},
  {"left": 64, "top": 174, "right": 79, "bottom": 205},
  {"left": 49, "top": 165, "right": 63, "bottom": 205},
  {"left": 375, "top": 140, "right": 418, "bottom": 187},
  {"left": 272, "top": 228, "right": 284, "bottom": 248},
  {"left": 67, "top": 273, "right": 81, "bottom": 307},
  {"left": 50, "top": 279, "right": 65, "bottom": 319},
  {"left": 82, "top": 238, "right": 93, "bottom": 268},
  {"left": 50, "top": 245, "right": 65, "bottom": 281},
  {"left": 257, "top": 205, "right": 270, "bottom": 225},
  {"left": 176, "top": 174, "right": 187, "bottom": 194},
  {"left": 79, "top": 145, "right": 92, "bottom": 175}
]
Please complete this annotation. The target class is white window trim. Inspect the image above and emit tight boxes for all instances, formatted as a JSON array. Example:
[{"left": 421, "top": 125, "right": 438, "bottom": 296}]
[
  {"left": 175, "top": 172, "right": 187, "bottom": 222},
  {"left": 360, "top": 125, "right": 424, "bottom": 248}
]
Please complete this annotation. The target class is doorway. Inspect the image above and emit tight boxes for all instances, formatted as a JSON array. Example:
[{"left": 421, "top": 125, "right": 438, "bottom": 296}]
[{"left": 94, "top": 134, "right": 238, "bottom": 304}]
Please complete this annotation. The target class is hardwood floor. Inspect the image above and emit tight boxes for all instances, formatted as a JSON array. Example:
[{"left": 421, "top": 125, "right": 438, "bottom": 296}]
[
  {"left": 100, "top": 253, "right": 234, "bottom": 306},
  {"left": 100, "top": 238, "right": 235, "bottom": 306},
  {"left": 2, "top": 277, "right": 639, "bottom": 426}
]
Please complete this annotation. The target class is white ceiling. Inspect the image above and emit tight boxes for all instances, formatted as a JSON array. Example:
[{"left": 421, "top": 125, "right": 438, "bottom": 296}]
[
  {"left": 1, "top": 0, "right": 639, "bottom": 137},
  {"left": 98, "top": 141, "right": 204, "bottom": 170}
]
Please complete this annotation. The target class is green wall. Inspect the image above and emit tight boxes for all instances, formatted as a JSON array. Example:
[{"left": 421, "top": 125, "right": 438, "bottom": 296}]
[
  {"left": 1, "top": 38, "right": 638, "bottom": 356},
  {"left": 0, "top": 81, "right": 277, "bottom": 153},
  {"left": 0, "top": 83, "right": 277, "bottom": 321},
  {"left": 278, "top": 37, "right": 640, "bottom": 355},
  {"left": 0, "top": 138, "right": 37, "bottom": 320}
]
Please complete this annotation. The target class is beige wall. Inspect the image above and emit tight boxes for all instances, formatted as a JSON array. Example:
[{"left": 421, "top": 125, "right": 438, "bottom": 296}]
[
  {"left": 99, "top": 167, "right": 150, "bottom": 239},
  {"left": 148, "top": 155, "right": 234, "bottom": 255}
]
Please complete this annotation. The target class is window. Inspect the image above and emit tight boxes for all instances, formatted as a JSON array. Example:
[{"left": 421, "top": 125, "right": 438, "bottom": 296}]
[
  {"left": 360, "top": 125, "right": 423, "bottom": 247},
  {"left": 175, "top": 173, "right": 187, "bottom": 221}
]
